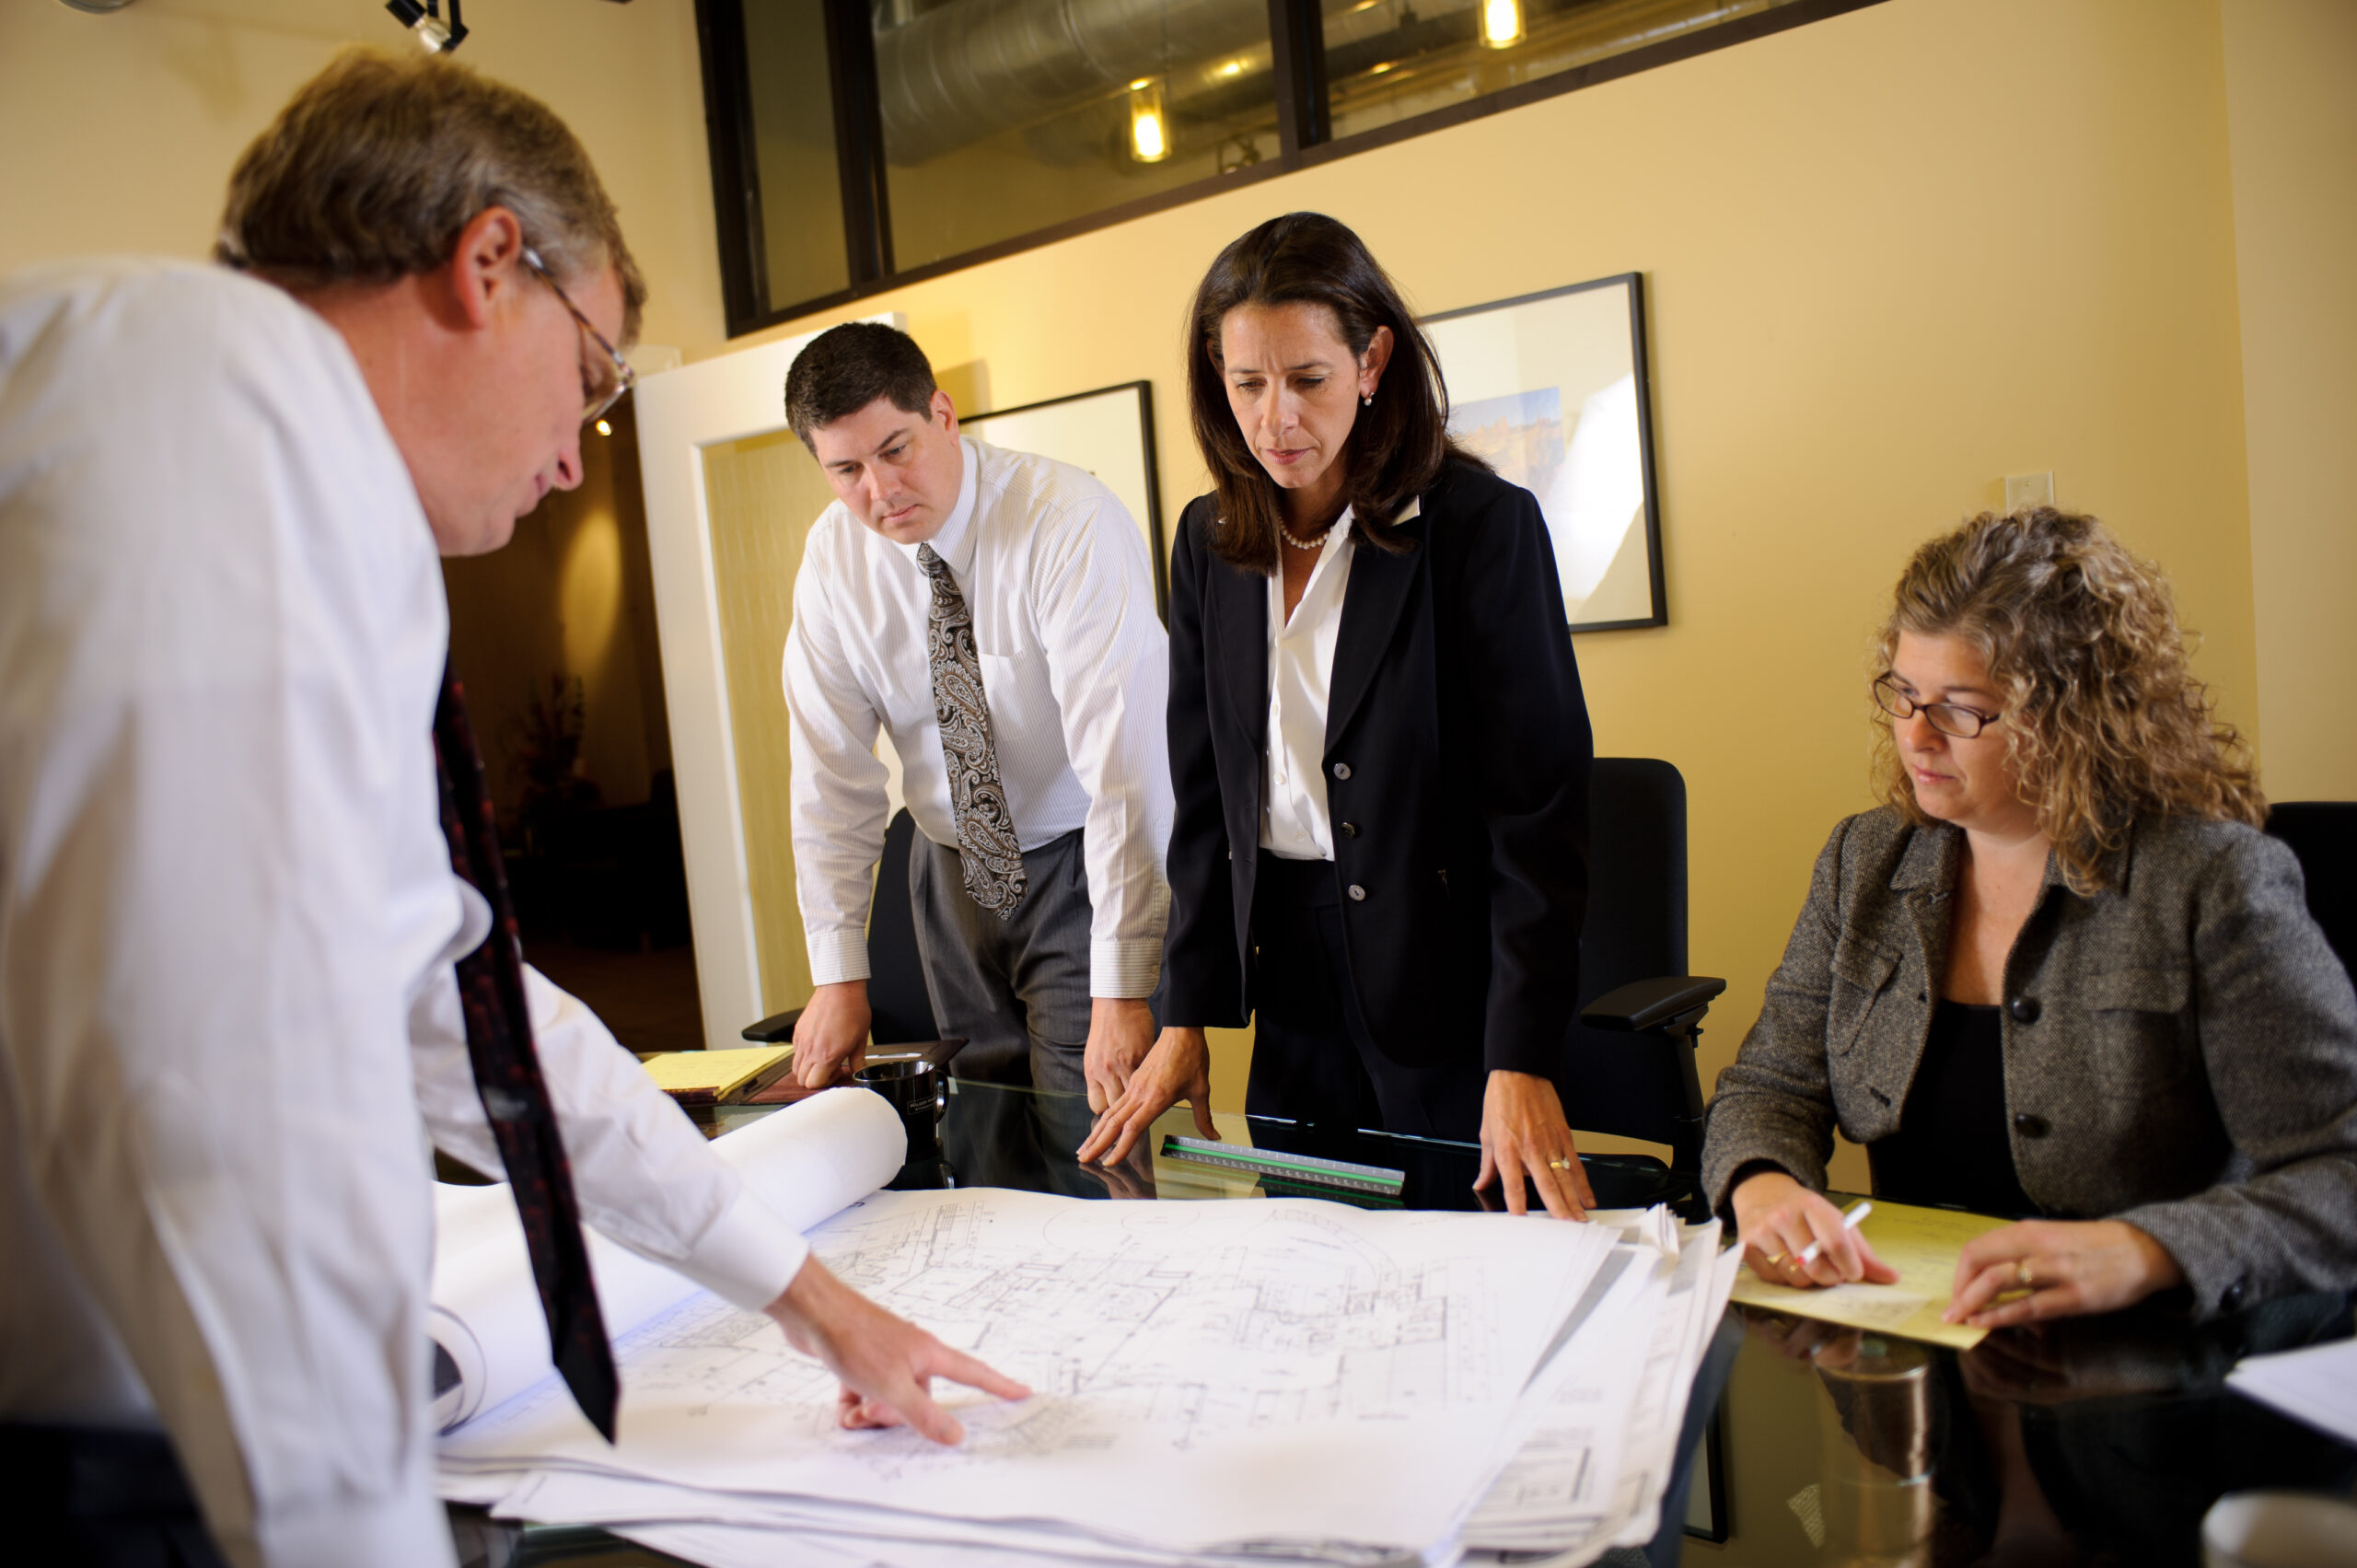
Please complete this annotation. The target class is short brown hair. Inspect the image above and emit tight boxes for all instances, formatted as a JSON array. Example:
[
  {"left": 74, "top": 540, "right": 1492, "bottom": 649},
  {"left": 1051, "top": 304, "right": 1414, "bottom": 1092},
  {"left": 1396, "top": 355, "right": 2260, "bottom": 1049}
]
[
  {"left": 215, "top": 50, "right": 645, "bottom": 343},
  {"left": 784, "top": 322, "right": 937, "bottom": 446},
  {"left": 1183, "top": 212, "right": 1478, "bottom": 574},
  {"left": 1874, "top": 507, "right": 2264, "bottom": 890}
]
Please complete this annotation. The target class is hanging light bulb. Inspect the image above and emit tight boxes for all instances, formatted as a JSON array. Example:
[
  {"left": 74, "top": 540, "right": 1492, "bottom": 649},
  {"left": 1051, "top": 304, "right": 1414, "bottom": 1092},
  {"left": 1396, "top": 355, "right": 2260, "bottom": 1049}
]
[
  {"left": 1480, "top": 0, "right": 1523, "bottom": 48},
  {"left": 1129, "top": 78, "right": 1171, "bottom": 164}
]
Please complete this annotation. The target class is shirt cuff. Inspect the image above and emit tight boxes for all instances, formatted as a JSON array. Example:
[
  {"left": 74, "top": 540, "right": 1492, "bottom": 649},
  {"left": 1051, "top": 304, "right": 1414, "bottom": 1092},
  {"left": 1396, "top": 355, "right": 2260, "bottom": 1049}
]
[
  {"left": 664, "top": 1189, "right": 810, "bottom": 1315},
  {"left": 807, "top": 927, "right": 871, "bottom": 987},
  {"left": 1091, "top": 938, "right": 1163, "bottom": 1000}
]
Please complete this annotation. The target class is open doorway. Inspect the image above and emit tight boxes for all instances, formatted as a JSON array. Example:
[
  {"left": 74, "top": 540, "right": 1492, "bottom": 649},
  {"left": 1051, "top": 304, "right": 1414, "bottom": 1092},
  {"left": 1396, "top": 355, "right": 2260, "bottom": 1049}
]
[{"left": 441, "top": 400, "right": 706, "bottom": 1055}]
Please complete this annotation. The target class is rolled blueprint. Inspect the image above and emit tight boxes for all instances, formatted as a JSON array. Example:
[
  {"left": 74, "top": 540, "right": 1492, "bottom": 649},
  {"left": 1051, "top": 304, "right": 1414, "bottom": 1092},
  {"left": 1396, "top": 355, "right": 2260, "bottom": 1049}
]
[{"left": 427, "top": 1086, "right": 905, "bottom": 1430}]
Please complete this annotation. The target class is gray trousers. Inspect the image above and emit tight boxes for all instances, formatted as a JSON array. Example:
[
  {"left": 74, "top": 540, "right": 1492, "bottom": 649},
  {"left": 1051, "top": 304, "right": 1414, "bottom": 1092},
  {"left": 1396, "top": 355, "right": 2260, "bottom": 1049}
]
[{"left": 907, "top": 825, "right": 1093, "bottom": 1094}]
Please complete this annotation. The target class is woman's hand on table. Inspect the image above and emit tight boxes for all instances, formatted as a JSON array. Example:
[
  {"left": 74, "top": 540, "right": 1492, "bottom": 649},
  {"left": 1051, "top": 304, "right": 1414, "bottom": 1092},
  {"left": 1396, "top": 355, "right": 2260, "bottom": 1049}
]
[
  {"left": 1076, "top": 1026, "right": 1216, "bottom": 1166},
  {"left": 1473, "top": 1071, "right": 1595, "bottom": 1220},
  {"left": 1944, "top": 1218, "right": 2184, "bottom": 1330},
  {"left": 767, "top": 1256, "right": 1030, "bottom": 1444},
  {"left": 1731, "top": 1170, "right": 1898, "bottom": 1288}
]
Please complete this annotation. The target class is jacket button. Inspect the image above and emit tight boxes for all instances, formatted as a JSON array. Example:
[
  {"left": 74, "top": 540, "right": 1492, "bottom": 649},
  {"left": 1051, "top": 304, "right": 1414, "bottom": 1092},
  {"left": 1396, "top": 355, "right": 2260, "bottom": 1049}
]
[
  {"left": 2013, "top": 1112, "right": 2049, "bottom": 1138},
  {"left": 1340, "top": 821, "right": 1358, "bottom": 837},
  {"left": 2008, "top": 996, "right": 2041, "bottom": 1024},
  {"left": 2222, "top": 1279, "right": 2248, "bottom": 1312},
  {"left": 1347, "top": 884, "right": 1366, "bottom": 901},
  {"left": 1331, "top": 762, "right": 1352, "bottom": 780}
]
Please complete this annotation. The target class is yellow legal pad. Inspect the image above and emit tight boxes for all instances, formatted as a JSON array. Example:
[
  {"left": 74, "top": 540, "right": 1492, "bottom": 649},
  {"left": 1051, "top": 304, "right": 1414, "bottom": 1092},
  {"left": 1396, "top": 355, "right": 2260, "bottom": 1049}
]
[
  {"left": 1728, "top": 1197, "right": 2013, "bottom": 1350},
  {"left": 638, "top": 1045, "right": 793, "bottom": 1106}
]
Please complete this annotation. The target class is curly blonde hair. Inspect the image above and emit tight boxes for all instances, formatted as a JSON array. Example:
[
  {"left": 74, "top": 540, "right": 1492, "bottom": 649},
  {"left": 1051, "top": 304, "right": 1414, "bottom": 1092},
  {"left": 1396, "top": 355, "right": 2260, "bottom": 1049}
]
[{"left": 1872, "top": 507, "right": 2263, "bottom": 889}]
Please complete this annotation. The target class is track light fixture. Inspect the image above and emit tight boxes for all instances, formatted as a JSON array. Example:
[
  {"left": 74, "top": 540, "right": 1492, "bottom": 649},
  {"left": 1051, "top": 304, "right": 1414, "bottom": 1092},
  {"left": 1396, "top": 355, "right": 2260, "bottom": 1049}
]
[{"left": 386, "top": 0, "right": 469, "bottom": 53}]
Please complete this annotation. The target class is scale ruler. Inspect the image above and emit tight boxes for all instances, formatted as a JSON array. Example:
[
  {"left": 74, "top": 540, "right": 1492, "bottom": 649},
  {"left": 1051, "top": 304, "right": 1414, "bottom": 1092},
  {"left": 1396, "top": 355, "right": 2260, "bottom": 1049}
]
[{"left": 1158, "top": 1135, "right": 1407, "bottom": 1196}]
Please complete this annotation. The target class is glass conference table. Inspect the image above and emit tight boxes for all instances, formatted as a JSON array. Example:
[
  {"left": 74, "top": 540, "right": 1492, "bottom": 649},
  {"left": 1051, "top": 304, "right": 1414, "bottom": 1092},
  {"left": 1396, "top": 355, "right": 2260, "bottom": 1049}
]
[{"left": 444, "top": 1079, "right": 2357, "bottom": 1568}]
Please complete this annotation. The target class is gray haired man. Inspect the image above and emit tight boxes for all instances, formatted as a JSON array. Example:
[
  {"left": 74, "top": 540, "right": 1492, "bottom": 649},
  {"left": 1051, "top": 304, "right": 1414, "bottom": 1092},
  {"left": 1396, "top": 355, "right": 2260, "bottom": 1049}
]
[{"left": 0, "top": 52, "right": 1018, "bottom": 1568}]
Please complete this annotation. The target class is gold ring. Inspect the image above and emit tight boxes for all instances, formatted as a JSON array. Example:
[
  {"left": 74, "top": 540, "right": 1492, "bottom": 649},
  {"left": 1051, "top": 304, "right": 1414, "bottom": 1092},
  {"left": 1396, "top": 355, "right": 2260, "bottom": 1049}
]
[
  {"left": 1548, "top": 1157, "right": 1574, "bottom": 1171},
  {"left": 2015, "top": 1259, "right": 2035, "bottom": 1288},
  {"left": 1763, "top": 1251, "right": 1789, "bottom": 1268}
]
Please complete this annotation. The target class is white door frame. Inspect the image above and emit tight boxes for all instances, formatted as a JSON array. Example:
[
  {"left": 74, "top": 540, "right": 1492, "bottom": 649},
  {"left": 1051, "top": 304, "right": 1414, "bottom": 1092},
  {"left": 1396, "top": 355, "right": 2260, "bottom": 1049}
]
[{"left": 633, "top": 316, "right": 900, "bottom": 1049}]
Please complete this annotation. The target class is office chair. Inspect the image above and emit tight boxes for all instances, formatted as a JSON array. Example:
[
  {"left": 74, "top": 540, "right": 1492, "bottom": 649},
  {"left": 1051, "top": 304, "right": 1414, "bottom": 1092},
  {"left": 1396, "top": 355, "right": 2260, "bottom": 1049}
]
[
  {"left": 743, "top": 808, "right": 943, "bottom": 1048},
  {"left": 2263, "top": 801, "right": 2355, "bottom": 976},
  {"left": 1562, "top": 758, "right": 1726, "bottom": 1218}
]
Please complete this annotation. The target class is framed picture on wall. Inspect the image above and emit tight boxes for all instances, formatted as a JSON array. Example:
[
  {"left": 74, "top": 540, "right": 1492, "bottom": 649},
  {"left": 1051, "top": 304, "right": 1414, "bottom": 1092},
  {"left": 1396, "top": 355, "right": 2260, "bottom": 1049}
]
[
  {"left": 1422, "top": 275, "right": 1666, "bottom": 632},
  {"left": 961, "top": 381, "right": 1168, "bottom": 619}
]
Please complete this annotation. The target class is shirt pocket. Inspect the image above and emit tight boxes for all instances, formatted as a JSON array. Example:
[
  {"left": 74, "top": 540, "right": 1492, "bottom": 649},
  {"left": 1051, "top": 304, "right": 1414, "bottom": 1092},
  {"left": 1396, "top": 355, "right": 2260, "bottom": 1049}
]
[
  {"left": 1827, "top": 937, "right": 1900, "bottom": 1057},
  {"left": 975, "top": 651, "right": 1049, "bottom": 743},
  {"left": 2081, "top": 966, "right": 2197, "bottom": 1100}
]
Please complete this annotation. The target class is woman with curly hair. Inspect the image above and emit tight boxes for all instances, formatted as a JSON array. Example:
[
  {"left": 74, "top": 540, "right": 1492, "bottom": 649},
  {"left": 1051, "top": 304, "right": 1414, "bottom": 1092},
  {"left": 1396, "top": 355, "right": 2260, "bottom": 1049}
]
[{"left": 1702, "top": 507, "right": 2357, "bottom": 1326}]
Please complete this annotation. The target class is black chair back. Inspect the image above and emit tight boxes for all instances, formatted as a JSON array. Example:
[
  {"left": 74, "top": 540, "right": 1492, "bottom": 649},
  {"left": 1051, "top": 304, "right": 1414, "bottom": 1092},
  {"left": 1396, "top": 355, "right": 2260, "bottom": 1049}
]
[
  {"left": 1562, "top": 758, "right": 1706, "bottom": 1165},
  {"left": 868, "top": 809, "right": 944, "bottom": 1046},
  {"left": 2264, "top": 801, "right": 2357, "bottom": 977}
]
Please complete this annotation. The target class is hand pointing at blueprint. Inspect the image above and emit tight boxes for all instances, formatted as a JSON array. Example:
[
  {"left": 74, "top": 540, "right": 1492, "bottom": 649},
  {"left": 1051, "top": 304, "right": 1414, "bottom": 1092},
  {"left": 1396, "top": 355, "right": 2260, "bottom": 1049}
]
[{"left": 769, "top": 1255, "right": 1032, "bottom": 1443}]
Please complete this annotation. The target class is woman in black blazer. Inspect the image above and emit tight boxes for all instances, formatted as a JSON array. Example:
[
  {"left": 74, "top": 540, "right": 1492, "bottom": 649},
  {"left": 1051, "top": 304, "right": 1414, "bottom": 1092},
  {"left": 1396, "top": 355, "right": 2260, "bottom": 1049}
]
[{"left": 1080, "top": 213, "right": 1597, "bottom": 1217}]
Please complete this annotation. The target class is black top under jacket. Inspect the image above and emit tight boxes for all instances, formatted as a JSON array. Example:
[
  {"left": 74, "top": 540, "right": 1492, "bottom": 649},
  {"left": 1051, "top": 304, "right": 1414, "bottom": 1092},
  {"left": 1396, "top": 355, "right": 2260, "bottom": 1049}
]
[{"left": 1160, "top": 458, "right": 1595, "bottom": 1078}]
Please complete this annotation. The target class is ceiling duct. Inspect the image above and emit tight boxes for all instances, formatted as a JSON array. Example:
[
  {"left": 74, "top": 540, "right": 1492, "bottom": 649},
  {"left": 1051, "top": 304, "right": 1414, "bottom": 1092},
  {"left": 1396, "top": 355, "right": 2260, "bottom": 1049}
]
[
  {"left": 870, "top": 0, "right": 1782, "bottom": 169},
  {"left": 873, "top": 0, "right": 1270, "bottom": 165}
]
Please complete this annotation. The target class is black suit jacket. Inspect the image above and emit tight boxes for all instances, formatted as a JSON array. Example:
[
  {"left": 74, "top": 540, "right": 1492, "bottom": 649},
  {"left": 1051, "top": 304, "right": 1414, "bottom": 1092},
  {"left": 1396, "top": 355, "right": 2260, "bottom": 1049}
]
[{"left": 1161, "top": 459, "right": 1593, "bottom": 1078}]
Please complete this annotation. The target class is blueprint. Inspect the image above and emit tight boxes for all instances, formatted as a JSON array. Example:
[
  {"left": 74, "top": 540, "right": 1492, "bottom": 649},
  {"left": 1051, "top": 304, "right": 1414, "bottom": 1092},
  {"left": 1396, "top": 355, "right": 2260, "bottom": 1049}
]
[{"left": 442, "top": 1186, "right": 1614, "bottom": 1555}]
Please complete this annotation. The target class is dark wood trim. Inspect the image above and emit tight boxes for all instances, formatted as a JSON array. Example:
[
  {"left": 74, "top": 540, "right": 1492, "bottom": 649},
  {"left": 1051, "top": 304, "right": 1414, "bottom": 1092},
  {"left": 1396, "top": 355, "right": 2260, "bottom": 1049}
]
[
  {"left": 1267, "top": 0, "right": 1330, "bottom": 158},
  {"left": 691, "top": 0, "right": 769, "bottom": 334},
  {"left": 820, "top": 0, "right": 894, "bottom": 284},
  {"left": 723, "top": 0, "right": 1891, "bottom": 338}
]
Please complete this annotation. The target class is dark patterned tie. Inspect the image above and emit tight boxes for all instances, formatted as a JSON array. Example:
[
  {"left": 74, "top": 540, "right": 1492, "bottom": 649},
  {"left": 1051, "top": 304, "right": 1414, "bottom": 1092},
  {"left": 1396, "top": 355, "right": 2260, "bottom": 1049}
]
[
  {"left": 916, "top": 544, "right": 1027, "bottom": 918},
  {"left": 433, "top": 665, "right": 619, "bottom": 1443}
]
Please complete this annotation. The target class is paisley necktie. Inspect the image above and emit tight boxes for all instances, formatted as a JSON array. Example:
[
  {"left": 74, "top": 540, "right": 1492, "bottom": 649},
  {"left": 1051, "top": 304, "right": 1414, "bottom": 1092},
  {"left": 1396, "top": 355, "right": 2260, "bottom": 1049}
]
[{"left": 917, "top": 543, "right": 1027, "bottom": 918}]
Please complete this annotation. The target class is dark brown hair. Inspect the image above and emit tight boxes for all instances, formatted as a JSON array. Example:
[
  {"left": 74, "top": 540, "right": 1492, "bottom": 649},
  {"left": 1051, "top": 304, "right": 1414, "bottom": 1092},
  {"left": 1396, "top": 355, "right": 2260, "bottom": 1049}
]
[
  {"left": 1873, "top": 506, "right": 2264, "bottom": 890},
  {"left": 1184, "top": 213, "right": 1477, "bottom": 573},
  {"left": 784, "top": 322, "right": 938, "bottom": 447},
  {"left": 216, "top": 50, "right": 646, "bottom": 343}
]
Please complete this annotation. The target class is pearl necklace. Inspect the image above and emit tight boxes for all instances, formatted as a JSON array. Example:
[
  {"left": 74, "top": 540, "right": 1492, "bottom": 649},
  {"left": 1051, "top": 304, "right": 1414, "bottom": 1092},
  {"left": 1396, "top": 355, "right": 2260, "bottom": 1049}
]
[{"left": 1279, "top": 517, "right": 1339, "bottom": 552}]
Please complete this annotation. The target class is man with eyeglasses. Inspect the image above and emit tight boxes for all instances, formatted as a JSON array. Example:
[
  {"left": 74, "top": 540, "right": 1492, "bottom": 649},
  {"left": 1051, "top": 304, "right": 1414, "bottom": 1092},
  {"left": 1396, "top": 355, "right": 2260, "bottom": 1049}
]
[{"left": 0, "top": 51, "right": 1020, "bottom": 1568}]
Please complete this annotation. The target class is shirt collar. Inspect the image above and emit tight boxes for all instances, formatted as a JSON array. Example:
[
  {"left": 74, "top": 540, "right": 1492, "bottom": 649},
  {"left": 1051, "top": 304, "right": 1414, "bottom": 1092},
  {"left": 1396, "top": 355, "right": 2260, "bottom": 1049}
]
[{"left": 896, "top": 436, "right": 979, "bottom": 577}]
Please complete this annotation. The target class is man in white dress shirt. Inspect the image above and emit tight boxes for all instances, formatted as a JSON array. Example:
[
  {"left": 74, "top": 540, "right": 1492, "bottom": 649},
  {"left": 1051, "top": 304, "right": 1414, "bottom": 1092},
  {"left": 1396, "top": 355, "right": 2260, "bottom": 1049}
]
[
  {"left": 0, "top": 53, "right": 1017, "bottom": 1568},
  {"left": 778, "top": 325, "right": 1172, "bottom": 1121}
]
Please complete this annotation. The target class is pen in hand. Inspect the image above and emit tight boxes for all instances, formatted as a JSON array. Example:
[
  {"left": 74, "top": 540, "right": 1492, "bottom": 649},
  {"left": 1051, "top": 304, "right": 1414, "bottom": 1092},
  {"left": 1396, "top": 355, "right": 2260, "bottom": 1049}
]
[{"left": 1797, "top": 1201, "right": 1874, "bottom": 1268}]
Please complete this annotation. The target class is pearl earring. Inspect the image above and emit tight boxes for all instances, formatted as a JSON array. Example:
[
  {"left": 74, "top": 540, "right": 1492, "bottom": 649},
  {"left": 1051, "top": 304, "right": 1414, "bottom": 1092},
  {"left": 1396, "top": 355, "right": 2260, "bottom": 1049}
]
[{"left": 1362, "top": 392, "right": 1374, "bottom": 408}]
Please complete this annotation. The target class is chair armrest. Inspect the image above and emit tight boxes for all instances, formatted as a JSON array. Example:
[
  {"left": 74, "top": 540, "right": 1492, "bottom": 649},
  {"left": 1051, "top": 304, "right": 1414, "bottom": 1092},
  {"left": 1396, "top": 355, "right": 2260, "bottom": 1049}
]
[
  {"left": 1581, "top": 976, "right": 1727, "bottom": 1033},
  {"left": 740, "top": 1008, "right": 803, "bottom": 1044}
]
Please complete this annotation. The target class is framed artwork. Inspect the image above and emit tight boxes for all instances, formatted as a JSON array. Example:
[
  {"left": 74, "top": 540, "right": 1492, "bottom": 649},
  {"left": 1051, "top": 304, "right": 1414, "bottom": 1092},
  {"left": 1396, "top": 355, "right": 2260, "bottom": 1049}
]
[
  {"left": 1423, "top": 274, "right": 1666, "bottom": 632},
  {"left": 961, "top": 381, "right": 1168, "bottom": 620}
]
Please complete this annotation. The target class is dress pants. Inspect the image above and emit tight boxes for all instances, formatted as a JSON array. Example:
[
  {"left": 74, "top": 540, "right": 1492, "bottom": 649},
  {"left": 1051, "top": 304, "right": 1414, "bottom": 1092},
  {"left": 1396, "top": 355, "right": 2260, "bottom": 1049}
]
[
  {"left": 907, "top": 826, "right": 1094, "bottom": 1094},
  {"left": 1245, "top": 854, "right": 1486, "bottom": 1143}
]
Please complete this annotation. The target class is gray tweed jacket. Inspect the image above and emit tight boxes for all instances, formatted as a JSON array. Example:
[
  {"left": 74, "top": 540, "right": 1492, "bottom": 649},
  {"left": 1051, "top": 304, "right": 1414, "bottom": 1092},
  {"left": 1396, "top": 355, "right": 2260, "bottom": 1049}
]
[{"left": 1701, "top": 807, "right": 2357, "bottom": 1319}]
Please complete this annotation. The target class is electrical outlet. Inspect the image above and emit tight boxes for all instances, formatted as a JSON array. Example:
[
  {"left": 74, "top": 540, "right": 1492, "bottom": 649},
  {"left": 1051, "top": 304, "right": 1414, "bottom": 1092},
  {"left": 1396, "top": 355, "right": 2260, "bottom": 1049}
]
[{"left": 2003, "top": 471, "right": 2055, "bottom": 510}]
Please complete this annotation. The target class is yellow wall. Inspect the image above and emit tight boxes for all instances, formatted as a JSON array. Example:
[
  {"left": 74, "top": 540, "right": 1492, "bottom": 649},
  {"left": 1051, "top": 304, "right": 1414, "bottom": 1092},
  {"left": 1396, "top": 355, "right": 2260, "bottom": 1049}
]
[
  {"left": 0, "top": 0, "right": 724, "bottom": 360},
  {"left": 2222, "top": 0, "right": 2357, "bottom": 803},
  {"left": 726, "top": 0, "right": 2275, "bottom": 1171}
]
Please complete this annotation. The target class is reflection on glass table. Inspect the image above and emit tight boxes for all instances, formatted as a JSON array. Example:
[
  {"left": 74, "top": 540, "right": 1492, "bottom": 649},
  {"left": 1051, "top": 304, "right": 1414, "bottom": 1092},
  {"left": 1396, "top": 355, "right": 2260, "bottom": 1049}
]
[{"left": 445, "top": 1086, "right": 2357, "bottom": 1568}]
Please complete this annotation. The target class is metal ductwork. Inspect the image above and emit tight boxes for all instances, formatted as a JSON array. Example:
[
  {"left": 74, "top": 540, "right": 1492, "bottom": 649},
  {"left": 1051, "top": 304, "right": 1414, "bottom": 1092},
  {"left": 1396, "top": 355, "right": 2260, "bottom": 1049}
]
[
  {"left": 872, "top": 0, "right": 1780, "bottom": 168},
  {"left": 873, "top": 0, "right": 1271, "bottom": 165}
]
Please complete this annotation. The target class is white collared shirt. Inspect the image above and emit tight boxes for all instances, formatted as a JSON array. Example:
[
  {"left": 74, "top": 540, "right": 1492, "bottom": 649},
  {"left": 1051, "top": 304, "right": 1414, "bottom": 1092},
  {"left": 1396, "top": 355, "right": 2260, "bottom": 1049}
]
[
  {"left": 783, "top": 436, "right": 1172, "bottom": 997},
  {"left": 1261, "top": 511, "right": 1358, "bottom": 861},
  {"left": 0, "top": 261, "right": 808, "bottom": 1568},
  {"left": 1257, "top": 500, "right": 1422, "bottom": 861}
]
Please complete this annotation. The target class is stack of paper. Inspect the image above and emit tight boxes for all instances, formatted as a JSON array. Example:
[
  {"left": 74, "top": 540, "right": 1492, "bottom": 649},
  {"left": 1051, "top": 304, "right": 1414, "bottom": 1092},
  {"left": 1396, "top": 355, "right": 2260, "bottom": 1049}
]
[{"left": 432, "top": 1109, "right": 1737, "bottom": 1568}]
